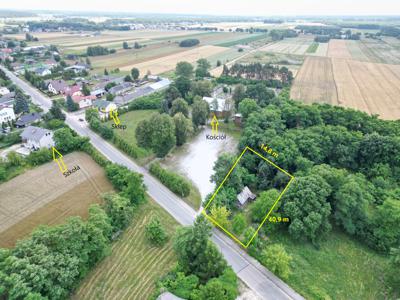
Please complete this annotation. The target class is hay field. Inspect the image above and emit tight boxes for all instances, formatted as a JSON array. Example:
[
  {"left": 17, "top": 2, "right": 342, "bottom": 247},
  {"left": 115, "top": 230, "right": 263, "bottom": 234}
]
[
  {"left": 120, "top": 45, "right": 228, "bottom": 74},
  {"left": 358, "top": 39, "right": 400, "bottom": 64},
  {"left": 0, "top": 152, "right": 113, "bottom": 247},
  {"left": 291, "top": 56, "right": 338, "bottom": 105},
  {"left": 259, "top": 36, "right": 314, "bottom": 55},
  {"left": 327, "top": 39, "right": 352, "bottom": 59},
  {"left": 73, "top": 198, "right": 179, "bottom": 300},
  {"left": 291, "top": 56, "right": 400, "bottom": 120}
]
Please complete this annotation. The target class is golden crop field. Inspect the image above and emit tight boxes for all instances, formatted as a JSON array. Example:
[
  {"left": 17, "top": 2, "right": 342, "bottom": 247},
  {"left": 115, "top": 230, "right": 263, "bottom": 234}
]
[
  {"left": 0, "top": 152, "right": 113, "bottom": 248},
  {"left": 291, "top": 56, "right": 400, "bottom": 120},
  {"left": 120, "top": 45, "right": 229, "bottom": 74}
]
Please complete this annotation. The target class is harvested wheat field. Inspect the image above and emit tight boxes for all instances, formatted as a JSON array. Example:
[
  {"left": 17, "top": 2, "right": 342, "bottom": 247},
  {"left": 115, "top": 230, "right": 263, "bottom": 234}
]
[
  {"left": 291, "top": 56, "right": 400, "bottom": 120},
  {"left": 121, "top": 45, "right": 228, "bottom": 74},
  {"left": 73, "top": 198, "right": 179, "bottom": 300},
  {"left": 327, "top": 39, "right": 352, "bottom": 59},
  {"left": 260, "top": 36, "right": 314, "bottom": 55},
  {"left": 307, "top": 42, "right": 329, "bottom": 57},
  {"left": 290, "top": 56, "right": 338, "bottom": 104},
  {"left": 0, "top": 152, "right": 113, "bottom": 247}
]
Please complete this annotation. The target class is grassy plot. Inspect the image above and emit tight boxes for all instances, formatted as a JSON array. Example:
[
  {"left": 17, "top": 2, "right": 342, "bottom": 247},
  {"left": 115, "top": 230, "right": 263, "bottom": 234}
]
[
  {"left": 105, "top": 110, "right": 156, "bottom": 164},
  {"left": 267, "top": 228, "right": 390, "bottom": 300},
  {"left": 73, "top": 198, "right": 179, "bottom": 300},
  {"left": 306, "top": 42, "right": 319, "bottom": 54},
  {"left": 215, "top": 33, "right": 269, "bottom": 47}
]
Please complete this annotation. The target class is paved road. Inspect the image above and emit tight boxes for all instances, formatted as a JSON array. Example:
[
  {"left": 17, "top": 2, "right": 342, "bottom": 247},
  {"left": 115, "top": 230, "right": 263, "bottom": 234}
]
[{"left": 3, "top": 67, "right": 304, "bottom": 300}]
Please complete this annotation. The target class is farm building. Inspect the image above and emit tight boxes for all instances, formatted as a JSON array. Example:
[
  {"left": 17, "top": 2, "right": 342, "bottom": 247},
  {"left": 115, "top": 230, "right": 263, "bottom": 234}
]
[
  {"left": 20, "top": 126, "right": 55, "bottom": 151},
  {"left": 237, "top": 186, "right": 256, "bottom": 206}
]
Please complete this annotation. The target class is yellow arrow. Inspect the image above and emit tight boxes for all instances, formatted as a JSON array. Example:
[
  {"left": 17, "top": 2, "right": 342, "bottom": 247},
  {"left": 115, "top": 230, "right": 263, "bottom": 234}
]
[
  {"left": 109, "top": 108, "right": 120, "bottom": 126},
  {"left": 52, "top": 147, "right": 67, "bottom": 173},
  {"left": 210, "top": 114, "right": 219, "bottom": 136}
]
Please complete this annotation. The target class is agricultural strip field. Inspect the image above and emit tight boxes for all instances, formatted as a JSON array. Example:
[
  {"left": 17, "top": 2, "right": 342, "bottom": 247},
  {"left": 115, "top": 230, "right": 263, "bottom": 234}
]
[
  {"left": 291, "top": 56, "right": 400, "bottom": 120},
  {"left": 120, "top": 45, "right": 229, "bottom": 74},
  {"left": 306, "top": 42, "right": 329, "bottom": 57},
  {"left": 0, "top": 152, "right": 113, "bottom": 248},
  {"left": 290, "top": 56, "right": 338, "bottom": 105},
  {"left": 259, "top": 36, "right": 314, "bottom": 55},
  {"left": 327, "top": 39, "right": 352, "bottom": 59},
  {"left": 73, "top": 198, "right": 179, "bottom": 300}
]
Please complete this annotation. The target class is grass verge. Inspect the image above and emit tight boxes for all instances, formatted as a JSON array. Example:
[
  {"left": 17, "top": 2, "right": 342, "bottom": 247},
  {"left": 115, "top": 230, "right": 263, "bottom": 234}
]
[{"left": 267, "top": 228, "right": 390, "bottom": 300}]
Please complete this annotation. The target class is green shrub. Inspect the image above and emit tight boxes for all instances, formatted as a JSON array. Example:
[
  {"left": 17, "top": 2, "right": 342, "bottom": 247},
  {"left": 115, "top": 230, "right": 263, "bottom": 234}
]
[
  {"left": 26, "top": 148, "right": 52, "bottom": 166},
  {"left": 128, "top": 92, "right": 164, "bottom": 110},
  {"left": 149, "top": 162, "right": 190, "bottom": 197},
  {"left": 145, "top": 217, "right": 168, "bottom": 246},
  {"left": 113, "top": 134, "right": 140, "bottom": 159}
]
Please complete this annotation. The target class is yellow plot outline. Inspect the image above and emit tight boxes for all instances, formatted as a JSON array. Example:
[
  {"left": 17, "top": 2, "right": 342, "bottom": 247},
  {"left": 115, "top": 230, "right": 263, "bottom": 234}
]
[{"left": 201, "top": 146, "right": 294, "bottom": 248}]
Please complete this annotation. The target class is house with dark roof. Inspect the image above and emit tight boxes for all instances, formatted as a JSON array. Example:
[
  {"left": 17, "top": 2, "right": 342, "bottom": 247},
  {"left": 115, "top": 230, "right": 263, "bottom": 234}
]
[
  {"left": 0, "top": 92, "right": 15, "bottom": 106},
  {"left": 46, "top": 80, "right": 68, "bottom": 95},
  {"left": 34, "top": 67, "right": 51, "bottom": 77},
  {"left": 20, "top": 126, "right": 54, "bottom": 150},
  {"left": 109, "top": 82, "right": 133, "bottom": 95},
  {"left": 16, "top": 112, "right": 42, "bottom": 128}
]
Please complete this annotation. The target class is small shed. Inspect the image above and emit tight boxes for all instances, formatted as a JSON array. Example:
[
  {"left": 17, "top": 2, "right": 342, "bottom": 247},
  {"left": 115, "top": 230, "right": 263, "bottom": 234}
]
[{"left": 237, "top": 186, "right": 256, "bottom": 206}]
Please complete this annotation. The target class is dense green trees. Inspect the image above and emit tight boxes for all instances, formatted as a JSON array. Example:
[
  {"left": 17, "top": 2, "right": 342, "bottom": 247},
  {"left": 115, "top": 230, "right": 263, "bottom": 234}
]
[
  {"left": 191, "top": 80, "right": 212, "bottom": 97},
  {"left": 170, "top": 98, "right": 189, "bottom": 117},
  {"left": 66, "top": 95, "right": 78, "bottom": 112},
  {"left": 131, "top": 67, "right": 140, "bottom": 80},
  {"left": 135, "top": 113, "right": 176, "bottom": 157},
  {"left": 176, "top": 62, "right": 194, "bottom": 78},
  {"left": 179, "top": 39, "right": 200, "bottom": 47},
  {"left": 14, "top": 91, "right": 29, "bottom": 114},
  {"left": 195, "top": 59, "right": 211, "bottom": 78},
  {"left": 149, "top": 162, "right": 191, "bottom": 197},
  {"left": 238, "top": 98, "right": 259, "bottom": 119}
]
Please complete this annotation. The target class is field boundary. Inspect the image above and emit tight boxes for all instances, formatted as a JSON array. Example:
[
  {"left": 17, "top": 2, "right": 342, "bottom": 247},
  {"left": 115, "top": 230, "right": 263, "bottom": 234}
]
[{"left": 202, "top": 146, "right": 294, "bottom": 248}]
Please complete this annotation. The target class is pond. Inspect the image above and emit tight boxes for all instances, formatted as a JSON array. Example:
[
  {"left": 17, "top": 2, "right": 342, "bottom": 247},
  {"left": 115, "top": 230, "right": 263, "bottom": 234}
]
[{"left": 162, "top": 128, "right": 238, "bottom": 201}]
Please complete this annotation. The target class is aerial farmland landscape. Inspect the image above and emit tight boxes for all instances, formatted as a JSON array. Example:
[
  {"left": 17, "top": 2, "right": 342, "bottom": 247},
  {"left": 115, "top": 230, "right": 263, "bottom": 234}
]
[{"left": 0, "top": 1, "right": 399, "bottom": 300}]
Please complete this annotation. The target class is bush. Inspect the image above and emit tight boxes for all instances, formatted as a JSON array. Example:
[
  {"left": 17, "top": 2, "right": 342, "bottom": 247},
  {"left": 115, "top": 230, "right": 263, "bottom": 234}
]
[
  {"left": 26, "top": 148, "right": 52, "bottom": 166},
  {"left": 149, "top": 162, "right": 190, "bottom": 197},
  {"left": 179, "top": 39, "right": 200, "bottom": 47},
  {"left": 145, "top": 217, "right": 168, "bottom": 246},
  {"left": 260, "top": 244, "right": 292, "bottom": 280},
  {"left": 128, "top": 92, "right": 164, "bottom": 110},
  {"left": 112, "top": 134, "right": 141, "bottom": 159}
]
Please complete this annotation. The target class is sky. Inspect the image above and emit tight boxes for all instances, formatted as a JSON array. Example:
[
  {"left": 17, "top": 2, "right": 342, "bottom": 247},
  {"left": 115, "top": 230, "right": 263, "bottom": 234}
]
[{"left": 1, "top": 0, "right": 400, "bottom": 16}]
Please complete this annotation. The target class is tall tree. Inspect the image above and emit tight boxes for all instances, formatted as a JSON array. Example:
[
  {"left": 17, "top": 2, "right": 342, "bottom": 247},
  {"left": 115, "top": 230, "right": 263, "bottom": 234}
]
[
  {"left": 131, "top": 67, "right": 140, "bottom": 80},
  {"left": 170, "top": 98, "right": 189, "bottom": 117},
  {"left": 14, "top": 91, "right": 29, "bottom": 114},
  {"left": 66, "top": 95, "right": 78, "bottom": 112},
  {"left": 176, "top": 61, "right": 194, "bottom": 78},
  {"left": 192, "top": 97, "right": 209, "bottom": 127},
  {"left": 173, "top": 112, "right": 193, "bottom": 146},
  {"left": 232, "top": 84, "right": 246, "bottom": 108},
  {"left": 81, "top": 83, "right": 90, "bottom": 96}
]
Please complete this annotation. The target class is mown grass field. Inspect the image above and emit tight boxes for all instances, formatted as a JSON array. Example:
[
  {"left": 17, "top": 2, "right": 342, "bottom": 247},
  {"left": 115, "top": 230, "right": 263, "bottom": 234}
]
[
  {"left": 267, "top": 228, "right": 390, "bottom": 300},
  {"left": 105, "top": 109, "right": 156, "bottom": 163},
  {"left": 73, "top": 198, "right": 179, "bottom": 300}
]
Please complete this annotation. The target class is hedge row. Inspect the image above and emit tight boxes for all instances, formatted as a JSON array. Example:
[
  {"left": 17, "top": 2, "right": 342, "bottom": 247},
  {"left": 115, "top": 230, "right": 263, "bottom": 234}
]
[{"left": 149, "top": 162, "right": 191, "bottom": 197}]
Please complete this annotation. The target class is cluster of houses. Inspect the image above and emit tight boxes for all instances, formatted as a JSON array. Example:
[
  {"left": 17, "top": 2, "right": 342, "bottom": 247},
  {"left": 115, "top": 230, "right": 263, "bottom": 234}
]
[{"left": 45, "top": 75, "right": 171, "bottom": 118}]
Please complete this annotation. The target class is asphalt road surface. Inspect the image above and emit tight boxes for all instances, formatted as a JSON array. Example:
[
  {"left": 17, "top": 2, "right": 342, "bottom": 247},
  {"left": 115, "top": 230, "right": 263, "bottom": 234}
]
[{"left": 3, "top": 67, "right": 304, "bottom": 300}]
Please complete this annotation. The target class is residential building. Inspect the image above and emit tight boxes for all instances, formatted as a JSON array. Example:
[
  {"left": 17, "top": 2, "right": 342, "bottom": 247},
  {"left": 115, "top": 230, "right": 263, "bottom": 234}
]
[
  {"left": 64, "top": 85, "right": 82, "bottom": 97},
  {"left": 109, "top": 82, "right": 133, "bottom": 95},
  {"left": 0, "top": 87, "right": 10, "bottom": 96},
  {"left": 93, "top": 100, "right": 117, "bottom": 120},
  {"left": 0, "top": 92, "right": 15, "bottom": 106},
  {"left": 0, "top": 105, "right": 16, "bottom": 124},
  {"left": 114, "top": 87, "right": 154, "bottom": 106},
  {"left": 46, "top": 80, "right": 68, "bottom": 94},
  {"left": 15, "top": 112, "right": 42, "bottom": 128},
  {"left": 21, "top": 126, "right": 54, "bottom": 150},
  {"left": 90, "top": 88, "right": 106, "bottom": 98},
  {"left": 64, "top": 63, "right": 89, "bottom": 74},
  {"left": 72, "top": 95, "right": 96, "bottom": 109},
  {"left": 203, "top": 96, "right": 232, "bottom": 117},
  {"left": 237, "top": 186, "right": 256, "bottom": 207},
  {"left": 34, "top": 67, "right": 51, "bottom": 77}
]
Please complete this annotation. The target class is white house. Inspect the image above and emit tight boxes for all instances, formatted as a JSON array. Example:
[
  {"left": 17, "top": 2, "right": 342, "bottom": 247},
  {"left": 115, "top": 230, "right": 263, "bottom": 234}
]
[
  {"left": 0, "top": 87, "right": 10, "bottom": 96},
  {"left": 46, "top": 80, "right": 68, "bottom": 95},
  {"left": 203, "top": 96, "right": 232, "bottom": 117},
  {"left": 72, "top": 95, "right": 96, "bottom": 109},
  {"left": 34, "top": 67, "right": 52, "bottom": 77},
  {"left": 20, "top": 126, "right": 55, "bottom": 150},
  {"left": 0, "top": 105, "right": 16, "bottom": 124},
  {"left": 93, "top": 100, "right": 118, "bottom": 120}
]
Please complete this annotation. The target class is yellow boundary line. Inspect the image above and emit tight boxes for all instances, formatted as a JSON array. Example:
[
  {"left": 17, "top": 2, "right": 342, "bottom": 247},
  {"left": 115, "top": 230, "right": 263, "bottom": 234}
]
[{"left": 202, "top": 146, "right": 294, "bottom": 248}]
